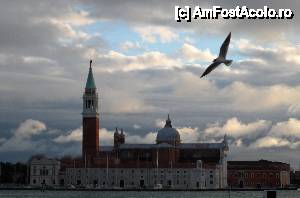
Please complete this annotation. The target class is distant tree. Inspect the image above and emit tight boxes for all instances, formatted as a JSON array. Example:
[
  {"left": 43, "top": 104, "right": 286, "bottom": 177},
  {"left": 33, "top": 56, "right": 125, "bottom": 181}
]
[{"left": 0, "top": 162, "right": 28, "bottom": 184}]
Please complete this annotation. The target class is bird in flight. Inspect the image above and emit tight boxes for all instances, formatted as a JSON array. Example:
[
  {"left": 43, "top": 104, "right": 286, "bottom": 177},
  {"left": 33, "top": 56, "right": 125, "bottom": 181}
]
[{"left": 200, "top": 32, "right": 232, "bottom": 78}]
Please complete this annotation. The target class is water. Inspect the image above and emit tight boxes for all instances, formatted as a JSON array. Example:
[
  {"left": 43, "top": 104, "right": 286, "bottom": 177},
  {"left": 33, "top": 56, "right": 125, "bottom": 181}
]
[{"left": 0, "top": 190, "right": 299, "bottom": 198}]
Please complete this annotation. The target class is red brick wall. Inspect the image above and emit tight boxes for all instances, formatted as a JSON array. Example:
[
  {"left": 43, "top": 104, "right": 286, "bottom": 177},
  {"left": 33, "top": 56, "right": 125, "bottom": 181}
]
[
  {"left": 228, "top": 170, "right": 281, "bottom": 188},
  {"left": 82, "top": 117, "right": 99, "bottom": 161}
]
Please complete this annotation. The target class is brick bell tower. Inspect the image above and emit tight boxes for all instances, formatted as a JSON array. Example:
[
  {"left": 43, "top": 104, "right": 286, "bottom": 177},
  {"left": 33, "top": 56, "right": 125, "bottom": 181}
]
[{"left": 82, "top": 60, "right": 99, "bottom": 163}]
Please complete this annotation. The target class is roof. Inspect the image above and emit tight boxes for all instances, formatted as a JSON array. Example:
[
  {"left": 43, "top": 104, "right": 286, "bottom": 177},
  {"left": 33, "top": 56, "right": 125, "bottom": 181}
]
[
  {"left": 119, "top": 144, "right": 155, "bottom": 149},
  {"left": 179, "top": 143, "right": 225, "bottom": 149},
  {"left": 117, "top": 142, "right": 225, "bottom": 150},
  {"left": 228, "top": 160, "right": 290, "bottom": 171},
  {"left": 85, "top": 64, "right": 96, "bottom": 89},
  {"left": 100, "top": 146, "right": 114, "bottom": 152}
]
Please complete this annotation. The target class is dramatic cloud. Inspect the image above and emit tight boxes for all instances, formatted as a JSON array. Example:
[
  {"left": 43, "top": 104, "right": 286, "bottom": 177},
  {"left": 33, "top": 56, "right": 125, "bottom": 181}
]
[
  {"left": 269, "top": 118, "right": 300, "bottom": 139},
  {"left": 250, "top": 137, "right": 297, "bottom": 149},
  {"left": 0, "top": 119, "right": 47, "bottom": 152},
  {"left": 53, "top": 127, "right": 82, "bottom": 143},
  {"left": 204, "top": 117, "right": 271, "bottom": 139},
  {"left": 177, "top": 127, "right": 200, "bottom": 143},
  {"left": 14, "top": 119, "right": 47, "bottom": 138}
]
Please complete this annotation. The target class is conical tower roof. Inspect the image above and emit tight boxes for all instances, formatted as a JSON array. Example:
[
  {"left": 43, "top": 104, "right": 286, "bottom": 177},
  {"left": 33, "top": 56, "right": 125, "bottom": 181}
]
[{"left": 85, "top": 60, "right": 96, "bottom": 89}]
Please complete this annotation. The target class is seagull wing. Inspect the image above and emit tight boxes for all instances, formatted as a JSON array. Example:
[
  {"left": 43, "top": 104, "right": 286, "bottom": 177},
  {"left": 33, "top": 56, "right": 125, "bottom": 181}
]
[
  {"left": 219, "top": 32, "right": 231, "bottom": 59},
  {"left": 200, "top": 62, "right": 221, "bottom": 78}
]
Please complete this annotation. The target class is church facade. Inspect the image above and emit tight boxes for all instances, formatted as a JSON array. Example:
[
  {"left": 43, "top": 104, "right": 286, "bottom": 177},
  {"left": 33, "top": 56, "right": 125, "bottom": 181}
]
[{"left": 63, "top": 61, "right": 229, "bottom": 189}]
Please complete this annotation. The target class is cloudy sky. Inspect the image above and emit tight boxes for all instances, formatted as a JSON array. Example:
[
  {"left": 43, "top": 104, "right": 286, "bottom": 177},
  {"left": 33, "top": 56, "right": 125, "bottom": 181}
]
[{"left": 0, "top": 0, "right": 300, "bottom": 169}]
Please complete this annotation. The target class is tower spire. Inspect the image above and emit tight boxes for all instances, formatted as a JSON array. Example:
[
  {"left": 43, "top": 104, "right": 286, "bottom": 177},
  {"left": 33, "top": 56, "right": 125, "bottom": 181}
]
[{"left": 85, "top": 60, "right": 96, "bottom": 89}]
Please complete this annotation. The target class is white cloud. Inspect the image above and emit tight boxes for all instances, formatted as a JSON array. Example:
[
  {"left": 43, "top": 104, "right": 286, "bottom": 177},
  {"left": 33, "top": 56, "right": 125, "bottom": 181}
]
[
  {"left": 204, "top": 117, "right": 271, "bottom": 139},
  {"left": 125, "top": 132, "right": 157, "bottom": 144},
  {"left": 14, "top": 119, "right": 47, "bottom": 138},
  {"left": 177, "top": 127, "right": 199, "bottom": 143},
  {"left": 0, "top": 119, "right": 47, "bottom": 152},
  {"left": 57, "top": 10, "right": 94, "bottom": 26},
  {"left": 155, "top": 119, "right": 165, "bottom": 128},
  {"left": 251, "top": 137, "right": 292, "bottom": 149},
  {"left": 52, "top": 127, "right": 156, "bottom": 145},
  {"left": 22, "top": 56, "right": 56, "bottom": 64},
  {"left": 269, "top": 118, "right": 300, "bottom": 139},
  {"left": 224, "top": 82, "right": 300, "bottom": 112},
  {"left": 103, "top": 89, "right": 157, "bottom": 113},
  {"left": 99, "top": 128, "right": 114, "bottom": 145},
  {"left": 53, "top": 127, "right": 82, "bottom": 143},
  {"left": 96, "top": 50, "right": 180, "bottom": 72},
  {"left": 180, "top": 43, "right": 215, "bottom": 62},
  {"left": 134, "top": 26, "right": 178, "bottom": 43},
  {"left": 120, "top": 41, "right": 141, "bottom": 51}
]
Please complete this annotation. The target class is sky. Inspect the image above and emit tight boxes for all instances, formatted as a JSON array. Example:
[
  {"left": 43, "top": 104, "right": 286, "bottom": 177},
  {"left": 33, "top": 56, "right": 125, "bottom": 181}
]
[{"left": 0, "top": 0, "right": 300, "bottom": 169}]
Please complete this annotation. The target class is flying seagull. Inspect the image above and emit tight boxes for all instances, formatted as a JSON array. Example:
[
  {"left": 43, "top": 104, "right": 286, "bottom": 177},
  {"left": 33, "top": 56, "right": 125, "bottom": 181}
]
[{"left": 200, "top": 32, "right": 232, "bottom": 78}]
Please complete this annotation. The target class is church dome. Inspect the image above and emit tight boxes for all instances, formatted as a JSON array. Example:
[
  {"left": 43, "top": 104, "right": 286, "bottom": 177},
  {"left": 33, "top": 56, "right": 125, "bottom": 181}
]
[{"left": 156, "top": 115, "right": 180, "bottom": 145}]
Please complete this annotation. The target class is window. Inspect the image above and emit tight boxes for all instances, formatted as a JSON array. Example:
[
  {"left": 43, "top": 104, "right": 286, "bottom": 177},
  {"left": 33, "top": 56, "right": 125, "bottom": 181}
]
[
  {"left": 210, "top": 180, "right": 213, "bottom": 185},
  {"left": 33, "top": 179, "right": 36, "bottom": 184},
  {"left": 53, "top": 180, "right": 55, "bottom": 184}
]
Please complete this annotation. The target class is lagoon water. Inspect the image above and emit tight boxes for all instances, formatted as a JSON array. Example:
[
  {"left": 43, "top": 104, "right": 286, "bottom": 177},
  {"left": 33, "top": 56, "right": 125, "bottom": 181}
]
[{"left": 0, "top": 190, "right": 299, "bottom": 198}]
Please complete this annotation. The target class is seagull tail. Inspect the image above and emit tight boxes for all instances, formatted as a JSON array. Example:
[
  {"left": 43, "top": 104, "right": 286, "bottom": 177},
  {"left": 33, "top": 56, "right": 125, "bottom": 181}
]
[{"left": 224, "top": 60, "right": 232, "bottom": 66}]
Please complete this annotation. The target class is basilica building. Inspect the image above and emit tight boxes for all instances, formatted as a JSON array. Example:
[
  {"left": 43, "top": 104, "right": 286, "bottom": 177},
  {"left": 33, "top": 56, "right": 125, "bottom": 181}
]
[{"left": 31, "top": 61, "right": 229, "bottom": 189}]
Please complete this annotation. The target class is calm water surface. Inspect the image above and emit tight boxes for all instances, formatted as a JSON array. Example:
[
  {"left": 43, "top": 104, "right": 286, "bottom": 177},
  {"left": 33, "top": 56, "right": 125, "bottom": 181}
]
[{"left": 0, "top": 190, "right": 299, "bottom": 198}]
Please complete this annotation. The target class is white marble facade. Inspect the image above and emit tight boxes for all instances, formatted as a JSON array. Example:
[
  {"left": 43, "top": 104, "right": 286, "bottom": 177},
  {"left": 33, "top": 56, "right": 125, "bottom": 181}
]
[{"left": 29, "top": 157, "right": 60, "bottom": 186}]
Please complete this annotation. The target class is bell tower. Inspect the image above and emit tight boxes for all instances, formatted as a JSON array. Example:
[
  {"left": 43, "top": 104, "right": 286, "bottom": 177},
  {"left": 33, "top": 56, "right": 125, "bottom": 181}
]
[{"left": 82, "top": 60, "right": 99, "bottom": 163}]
